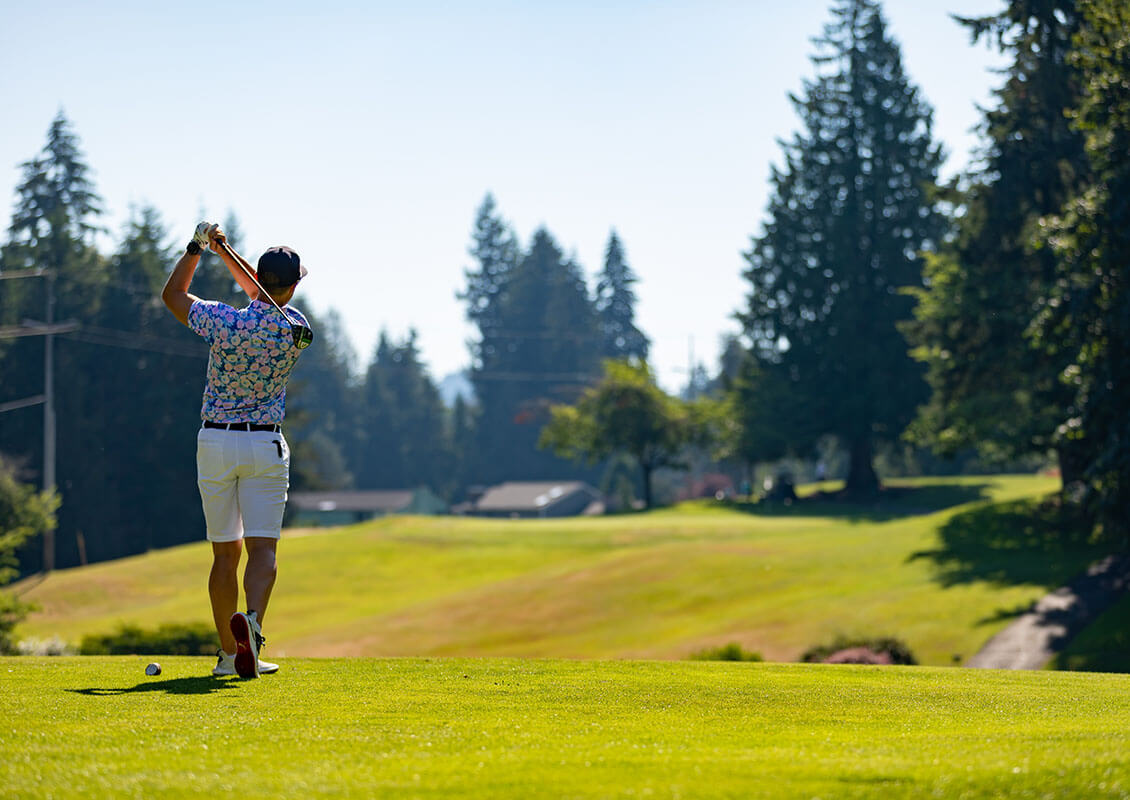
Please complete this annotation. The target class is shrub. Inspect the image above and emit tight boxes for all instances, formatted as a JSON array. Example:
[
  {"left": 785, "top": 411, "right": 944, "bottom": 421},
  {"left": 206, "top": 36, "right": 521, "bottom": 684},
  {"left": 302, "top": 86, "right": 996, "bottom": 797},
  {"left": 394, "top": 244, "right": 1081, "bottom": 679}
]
[
  {"left": 689, "top": 642, "right": 764, "bottom": 662},
  {"left": 802, "top": 636, "right": 917, "bottom": 666},
  {"left": 79, "top": 622, "right": 216, "bottom": 656}
]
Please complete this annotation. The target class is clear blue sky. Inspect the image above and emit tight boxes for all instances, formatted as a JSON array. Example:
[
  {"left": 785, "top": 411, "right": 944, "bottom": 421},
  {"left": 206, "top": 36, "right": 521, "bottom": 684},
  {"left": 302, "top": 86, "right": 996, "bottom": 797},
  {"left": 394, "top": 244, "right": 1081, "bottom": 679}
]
[{"left": 0, "top": 0, "right": 1007, "bottom": 391}]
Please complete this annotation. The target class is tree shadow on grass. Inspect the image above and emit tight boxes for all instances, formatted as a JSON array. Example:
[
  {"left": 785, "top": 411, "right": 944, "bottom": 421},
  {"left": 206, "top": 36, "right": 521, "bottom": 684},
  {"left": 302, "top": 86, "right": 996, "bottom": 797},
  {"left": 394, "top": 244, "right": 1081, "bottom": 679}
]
[
  {"left": 68, "top": 676, "right": 241, "bottom": 696},
  {"left": 909, "top": 497, "right": 1110, "bottom": 589},
  {"left": 723, "top": 481, "right": 992, "bottom": 523},
  {"left": 975, "top": 602, "right": 1035, "bottom": 627}
]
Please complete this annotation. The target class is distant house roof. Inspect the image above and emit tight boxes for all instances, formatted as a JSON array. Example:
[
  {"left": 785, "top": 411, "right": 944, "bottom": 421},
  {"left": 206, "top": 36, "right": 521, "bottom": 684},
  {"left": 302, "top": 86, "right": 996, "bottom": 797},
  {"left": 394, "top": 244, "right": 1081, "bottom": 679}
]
[
  {"left": 289, "top": 490, "right": 417, "bottom": 514},
  {"left": 473, "top": 481, "right": 599, "bottom": 514}
]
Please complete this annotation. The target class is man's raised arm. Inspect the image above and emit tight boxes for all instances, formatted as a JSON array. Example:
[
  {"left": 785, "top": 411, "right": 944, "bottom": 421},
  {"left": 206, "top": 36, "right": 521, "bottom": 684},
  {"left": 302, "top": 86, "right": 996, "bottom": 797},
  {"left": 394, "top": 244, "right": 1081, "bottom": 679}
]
[{"left": 162, "top": 245, "right": 204, "bottom": 327}]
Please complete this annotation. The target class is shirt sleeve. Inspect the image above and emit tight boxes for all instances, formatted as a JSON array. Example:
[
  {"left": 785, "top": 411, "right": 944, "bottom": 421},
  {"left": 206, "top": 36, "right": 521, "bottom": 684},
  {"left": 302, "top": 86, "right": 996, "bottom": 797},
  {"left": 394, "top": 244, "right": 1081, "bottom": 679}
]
[{"left": 188, "top": 300, "right": 235, "bottom": 343}]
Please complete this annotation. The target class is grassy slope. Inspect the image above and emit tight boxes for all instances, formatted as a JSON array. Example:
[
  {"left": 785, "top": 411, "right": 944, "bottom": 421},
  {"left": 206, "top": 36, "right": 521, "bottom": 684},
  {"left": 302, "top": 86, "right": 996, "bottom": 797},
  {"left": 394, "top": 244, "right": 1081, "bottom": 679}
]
[
  {"left": 1055, "top": 593, "right": 1130, "bottom": 673},
  {"left": 2, "top": 656, "right": 1129, "bottom": 799},
  {"left": 15, "top": 474, "right": 1111, "bottom": 665}
]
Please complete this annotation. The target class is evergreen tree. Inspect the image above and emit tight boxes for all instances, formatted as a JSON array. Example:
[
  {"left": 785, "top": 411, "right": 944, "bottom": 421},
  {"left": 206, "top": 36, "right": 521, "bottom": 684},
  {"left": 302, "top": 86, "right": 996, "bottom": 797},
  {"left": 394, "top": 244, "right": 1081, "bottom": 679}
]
[
  {"left": 6, "top": 111, "right": 102, "bottom": 265},
  {"left": 0, "top": 112, "right": 108, "bottom": 571},
  {"left": 903, "top": 1, "right": 1088, "bottom": 482},
  {"left": 287, "top": 308, "right": 358, "bottom": 491},
  {"left": 1036, "top": 0, "right": 1130, "bottom": 538},
  {"left": 737, "top": 0, "right": 944, "bottom": 494},
  {"left": 449, "top": 394, "right": 477, "bottom": 493},
  {"left": 594, "top": 230, "right": 649, "bottom": 361},
  {"left": 459, "top": 193, "right": 519, "bottom": 374},
  {"left": 83, "top": 208, "right": 205, "bottom": 560},
  {"left": 354, "top": 331, "right": 451, "bottom": 493},
  {"left": 472, "top": 228, "right": 601, "bottom": 483}
]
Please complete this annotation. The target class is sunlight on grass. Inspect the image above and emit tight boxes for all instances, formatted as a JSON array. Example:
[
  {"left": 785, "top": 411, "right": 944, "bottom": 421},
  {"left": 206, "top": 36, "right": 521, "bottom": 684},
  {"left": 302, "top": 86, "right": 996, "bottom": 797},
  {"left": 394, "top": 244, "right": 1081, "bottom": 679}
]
[
  {"left": 2, "top": 657, "right": 1129, "bottom": 799},
  {"left": 13, "top": 475, "right": 1098, "bottom": 667}
]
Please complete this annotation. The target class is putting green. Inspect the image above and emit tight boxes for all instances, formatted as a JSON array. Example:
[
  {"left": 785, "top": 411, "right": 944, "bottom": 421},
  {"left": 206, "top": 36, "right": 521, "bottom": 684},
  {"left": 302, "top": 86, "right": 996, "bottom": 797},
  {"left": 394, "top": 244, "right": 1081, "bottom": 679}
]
[{"left": 2, "top": 656, "right": 1128, "bottom": 798}]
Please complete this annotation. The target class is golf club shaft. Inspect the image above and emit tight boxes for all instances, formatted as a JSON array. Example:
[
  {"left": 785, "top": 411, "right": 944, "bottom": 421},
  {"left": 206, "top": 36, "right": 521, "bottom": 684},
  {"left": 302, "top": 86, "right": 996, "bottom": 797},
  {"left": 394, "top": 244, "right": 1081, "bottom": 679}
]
[{"left": 217, "top": 240, "right": 292, "bottom": 321}]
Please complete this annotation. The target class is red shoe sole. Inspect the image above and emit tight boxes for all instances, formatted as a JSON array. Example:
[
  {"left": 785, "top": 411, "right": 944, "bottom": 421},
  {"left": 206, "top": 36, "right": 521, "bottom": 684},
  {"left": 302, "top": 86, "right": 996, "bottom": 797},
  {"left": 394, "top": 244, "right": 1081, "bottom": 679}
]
[{"left": 230, "top": 613, "right": 259, "bottom": 679}]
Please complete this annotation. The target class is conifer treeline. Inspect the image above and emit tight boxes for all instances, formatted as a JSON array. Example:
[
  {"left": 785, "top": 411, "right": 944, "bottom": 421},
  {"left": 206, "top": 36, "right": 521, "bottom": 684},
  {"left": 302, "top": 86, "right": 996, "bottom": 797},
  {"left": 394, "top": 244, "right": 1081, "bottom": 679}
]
[
  {"left": 0, "top": 122, "right": 648, "bottom": 570},
  {"left": 4, "top": 0, "right": 1130, "bottom": 572}
]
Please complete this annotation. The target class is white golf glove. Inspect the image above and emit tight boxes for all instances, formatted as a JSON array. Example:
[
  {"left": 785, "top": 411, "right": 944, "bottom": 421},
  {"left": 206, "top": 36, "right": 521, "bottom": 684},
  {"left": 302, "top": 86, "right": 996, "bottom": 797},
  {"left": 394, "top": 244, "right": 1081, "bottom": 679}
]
[{"left": 193, "top": 222, "right": 218, "bottom": 250}]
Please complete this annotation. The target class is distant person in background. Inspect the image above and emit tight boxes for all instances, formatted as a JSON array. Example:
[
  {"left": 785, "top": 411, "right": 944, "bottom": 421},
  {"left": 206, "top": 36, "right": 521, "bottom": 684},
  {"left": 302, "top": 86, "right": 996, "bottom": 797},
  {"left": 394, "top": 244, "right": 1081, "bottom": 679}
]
[{"left": 161, "top": 223, "right": 311, "bottom": 679}]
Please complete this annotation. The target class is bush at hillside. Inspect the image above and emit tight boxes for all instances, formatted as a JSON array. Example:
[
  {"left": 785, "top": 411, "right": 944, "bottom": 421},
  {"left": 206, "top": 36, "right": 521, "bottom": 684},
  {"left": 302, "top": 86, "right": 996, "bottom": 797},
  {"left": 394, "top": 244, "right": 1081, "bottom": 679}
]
[
  {"left": 689, "top": 642, "right": 763, "bottom": 662},
  {"left": 79, "top": 623, "right": 216, "bottom": 656},
  {"left": 802, "top": 636, "right": 917, "bottom": 665}
]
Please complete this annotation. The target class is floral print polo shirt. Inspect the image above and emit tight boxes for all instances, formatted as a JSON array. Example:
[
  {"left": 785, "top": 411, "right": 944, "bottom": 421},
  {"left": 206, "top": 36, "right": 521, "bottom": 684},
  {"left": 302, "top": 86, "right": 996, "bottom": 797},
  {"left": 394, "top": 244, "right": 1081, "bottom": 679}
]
[{"left": 188, "top": 299, "right": 310, "bottom": 424}]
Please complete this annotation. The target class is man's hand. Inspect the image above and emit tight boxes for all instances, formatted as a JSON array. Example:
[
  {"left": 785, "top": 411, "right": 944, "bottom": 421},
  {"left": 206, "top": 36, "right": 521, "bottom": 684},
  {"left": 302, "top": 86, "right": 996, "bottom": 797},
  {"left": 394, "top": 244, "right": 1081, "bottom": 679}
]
[
  {"left": 193, "top": 222, "right": 217, "bottom": 252},
  {"left": 207, "top": 225, "right": 228, "bottom": 253}
]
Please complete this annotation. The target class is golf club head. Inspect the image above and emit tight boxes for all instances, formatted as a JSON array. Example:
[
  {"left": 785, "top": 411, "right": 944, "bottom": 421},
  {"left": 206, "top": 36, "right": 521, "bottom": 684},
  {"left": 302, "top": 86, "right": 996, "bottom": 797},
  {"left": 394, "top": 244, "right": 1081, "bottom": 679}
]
[{"left": 292, "top": 324, "right": 314, "bottom": 349}]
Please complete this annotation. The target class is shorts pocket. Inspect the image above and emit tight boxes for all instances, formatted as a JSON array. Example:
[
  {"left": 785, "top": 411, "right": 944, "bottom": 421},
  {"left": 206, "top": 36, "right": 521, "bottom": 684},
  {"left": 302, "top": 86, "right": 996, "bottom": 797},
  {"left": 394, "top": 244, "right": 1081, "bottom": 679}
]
[
  {"left": 196, "top": 430, "right": 231, "bottom": 481},
  {"left": 253, "top": 434, "right": 290, "bottom": 474}
]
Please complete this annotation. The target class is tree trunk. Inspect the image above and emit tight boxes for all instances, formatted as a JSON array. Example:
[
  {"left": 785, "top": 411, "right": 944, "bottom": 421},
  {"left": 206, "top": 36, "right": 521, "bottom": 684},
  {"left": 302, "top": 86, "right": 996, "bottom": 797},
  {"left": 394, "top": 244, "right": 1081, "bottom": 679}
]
[
  {"left": 1055, "top": 439, "right": 1089, "bottom": 502},
  {"left": 844, "top": 435, "right": 879, "bottom": 496},
  {"left": 641, "top": 462, "right": 653, "bottom": 509}
]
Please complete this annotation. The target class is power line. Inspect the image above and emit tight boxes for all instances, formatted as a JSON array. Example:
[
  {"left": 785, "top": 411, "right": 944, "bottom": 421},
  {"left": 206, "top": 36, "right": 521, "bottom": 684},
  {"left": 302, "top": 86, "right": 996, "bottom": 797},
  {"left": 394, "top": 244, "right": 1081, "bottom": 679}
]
[
  {"left": 0, "top": 321, "right": 80, "bottom": 339},
  {"left": 63, "top": 326, "right": 206, "bottom": 359}
]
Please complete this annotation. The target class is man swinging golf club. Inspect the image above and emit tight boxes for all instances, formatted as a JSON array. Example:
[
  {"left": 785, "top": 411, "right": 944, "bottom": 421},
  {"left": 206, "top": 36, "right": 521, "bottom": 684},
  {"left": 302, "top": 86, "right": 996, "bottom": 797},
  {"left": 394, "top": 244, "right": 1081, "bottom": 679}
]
[{"left": 162, "top": 222, "right": 313, "bottom": 678}]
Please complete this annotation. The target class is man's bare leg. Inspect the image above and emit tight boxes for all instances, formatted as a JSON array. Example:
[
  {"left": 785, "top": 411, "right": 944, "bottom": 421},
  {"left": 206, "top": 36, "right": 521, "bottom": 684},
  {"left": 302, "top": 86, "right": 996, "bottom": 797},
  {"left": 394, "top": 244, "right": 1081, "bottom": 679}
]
[
  {"left": 209, "top": 540, "right": 243, "bottom": 653},
  {"left": 243, "top": 536, "right": 278, "bottom": 623}
]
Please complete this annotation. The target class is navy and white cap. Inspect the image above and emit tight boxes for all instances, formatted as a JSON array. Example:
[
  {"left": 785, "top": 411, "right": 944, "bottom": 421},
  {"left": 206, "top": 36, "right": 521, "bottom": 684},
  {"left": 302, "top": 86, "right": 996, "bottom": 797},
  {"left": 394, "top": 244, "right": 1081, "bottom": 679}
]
[{"left": 256, "top": 246, "right": 308, "bottom": 290}]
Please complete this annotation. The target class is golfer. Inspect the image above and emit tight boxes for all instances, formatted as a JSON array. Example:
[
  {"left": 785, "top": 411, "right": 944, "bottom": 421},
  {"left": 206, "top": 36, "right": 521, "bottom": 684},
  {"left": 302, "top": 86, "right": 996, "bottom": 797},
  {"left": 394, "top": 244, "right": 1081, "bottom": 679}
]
[{"left": 161, "top": 223, "right": 311, "bottom": 679}]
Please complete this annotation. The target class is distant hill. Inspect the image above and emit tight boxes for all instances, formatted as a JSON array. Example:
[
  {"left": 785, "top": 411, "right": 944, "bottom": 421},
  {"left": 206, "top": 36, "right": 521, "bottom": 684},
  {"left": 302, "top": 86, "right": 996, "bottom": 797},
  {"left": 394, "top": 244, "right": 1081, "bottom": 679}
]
[{"left": 16, "top": 475, "right": 1122, "bottom": 670}]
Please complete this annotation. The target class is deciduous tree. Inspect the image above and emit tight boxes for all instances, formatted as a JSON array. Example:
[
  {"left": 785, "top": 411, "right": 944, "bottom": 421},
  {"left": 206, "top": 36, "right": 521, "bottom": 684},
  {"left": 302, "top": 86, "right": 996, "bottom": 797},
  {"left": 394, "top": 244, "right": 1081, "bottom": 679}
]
[{"left": 541, "top": 361, "right": 690, "bottom": 509}]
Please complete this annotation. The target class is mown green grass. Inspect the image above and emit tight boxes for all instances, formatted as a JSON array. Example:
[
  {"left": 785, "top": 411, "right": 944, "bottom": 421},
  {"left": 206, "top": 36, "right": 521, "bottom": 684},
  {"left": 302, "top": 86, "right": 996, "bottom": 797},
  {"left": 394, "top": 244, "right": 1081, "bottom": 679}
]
[
  {"left": 2, "top": 656, "right": 1129, "bottom": 799},
  {"left": 15, "top": 475, "right": 1113, "bottom": 666}
]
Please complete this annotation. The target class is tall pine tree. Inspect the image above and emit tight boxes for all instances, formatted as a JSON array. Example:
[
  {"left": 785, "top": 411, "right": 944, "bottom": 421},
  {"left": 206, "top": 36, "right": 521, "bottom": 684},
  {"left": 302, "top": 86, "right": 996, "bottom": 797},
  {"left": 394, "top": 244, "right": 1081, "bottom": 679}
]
[
  {"left": 353, "top": 331, "right": 451, "bottom": 493},
  {"left": 594, "top": 230, "right": 648, "bottom": 362},
  {"left": 287, "top": 308, "right": 358, "bottom": 491},
  {"left": 1036, "top": 0, "right": 1130, "bottom": 538},
  {"left": 460, "top": 197, "right": 603, "bottom": 485},
  {"left": 0, "top": 112, "right": 107, "bottom": 571},
  {"left": 473, "top": 228, "right": 600, "bottom": 483},
  {"left": 460, "top": 193, "right": 519, "bottom": 377},
  {"left": 903, "top": 1, "right": 1088, "bottom": 483},
  {"left": 737, "top": 0, "right": 945, "bottom": 494}
]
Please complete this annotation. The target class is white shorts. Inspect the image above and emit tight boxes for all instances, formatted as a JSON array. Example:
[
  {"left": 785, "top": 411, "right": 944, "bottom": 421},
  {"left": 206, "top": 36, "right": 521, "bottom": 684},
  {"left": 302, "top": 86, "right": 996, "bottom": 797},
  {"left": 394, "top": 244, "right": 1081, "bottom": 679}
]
[{"left": 196, "top": 427, "right": 290, "bottom": 542}]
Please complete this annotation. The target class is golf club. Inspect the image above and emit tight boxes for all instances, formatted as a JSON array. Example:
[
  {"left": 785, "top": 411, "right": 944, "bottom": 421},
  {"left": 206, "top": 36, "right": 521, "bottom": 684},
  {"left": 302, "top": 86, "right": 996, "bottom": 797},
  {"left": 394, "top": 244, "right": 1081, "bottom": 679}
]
[{"left": 213, "top": 236, "right": 313, "bottom": 350}]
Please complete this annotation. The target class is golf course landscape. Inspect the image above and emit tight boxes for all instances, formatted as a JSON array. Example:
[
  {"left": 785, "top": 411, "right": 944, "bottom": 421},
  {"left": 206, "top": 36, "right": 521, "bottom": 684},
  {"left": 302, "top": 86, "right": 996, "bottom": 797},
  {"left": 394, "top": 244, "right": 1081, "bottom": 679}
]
[
  {"left": 5, "top": 474, "right": 1130, "bottom": 797},
  {"left": 9, "top": 474, "right": 1119, "bottom": 667}
]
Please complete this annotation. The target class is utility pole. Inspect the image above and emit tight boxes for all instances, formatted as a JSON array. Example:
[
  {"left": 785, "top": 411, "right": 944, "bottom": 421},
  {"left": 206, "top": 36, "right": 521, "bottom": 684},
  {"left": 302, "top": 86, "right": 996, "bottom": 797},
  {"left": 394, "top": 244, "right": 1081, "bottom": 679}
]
[
  {"left": 42, "top": 271, "right": 56, "bottom": 570},
  {"left": 0, "top": 269, "right": 76, "bottom": 573}
]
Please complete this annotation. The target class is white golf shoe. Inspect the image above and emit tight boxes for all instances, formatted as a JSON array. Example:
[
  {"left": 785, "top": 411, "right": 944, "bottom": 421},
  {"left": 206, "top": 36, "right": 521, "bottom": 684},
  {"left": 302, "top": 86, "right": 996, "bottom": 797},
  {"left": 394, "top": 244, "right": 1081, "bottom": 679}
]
[{"left": 213, "top": 649, "right": 278, "bottom": 676}]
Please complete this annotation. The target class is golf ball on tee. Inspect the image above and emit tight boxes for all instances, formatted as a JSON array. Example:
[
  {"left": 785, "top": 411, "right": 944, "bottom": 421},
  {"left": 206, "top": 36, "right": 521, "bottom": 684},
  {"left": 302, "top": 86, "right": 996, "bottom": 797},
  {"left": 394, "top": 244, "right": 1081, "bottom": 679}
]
[{"left": 145, "top": 662, "right": 161, "bottom": 676}]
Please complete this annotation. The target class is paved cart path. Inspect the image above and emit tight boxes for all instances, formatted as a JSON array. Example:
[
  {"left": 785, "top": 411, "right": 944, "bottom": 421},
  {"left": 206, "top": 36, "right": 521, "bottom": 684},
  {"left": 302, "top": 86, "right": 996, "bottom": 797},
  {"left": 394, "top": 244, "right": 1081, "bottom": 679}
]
[{"left": 967, "top": 554, "right": 1130, "bottom": 669}]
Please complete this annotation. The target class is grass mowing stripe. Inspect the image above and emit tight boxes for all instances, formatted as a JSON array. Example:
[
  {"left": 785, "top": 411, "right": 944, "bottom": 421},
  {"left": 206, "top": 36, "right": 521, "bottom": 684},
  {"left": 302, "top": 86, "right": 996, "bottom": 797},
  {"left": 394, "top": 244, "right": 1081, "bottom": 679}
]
[{"left": 2, "top": 657, "right": 1128, "bottom": 798}]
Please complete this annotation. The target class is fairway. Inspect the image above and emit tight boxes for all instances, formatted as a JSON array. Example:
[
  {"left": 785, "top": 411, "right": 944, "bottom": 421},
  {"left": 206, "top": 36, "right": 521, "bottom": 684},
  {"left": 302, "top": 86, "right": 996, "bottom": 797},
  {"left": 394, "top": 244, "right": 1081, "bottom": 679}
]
[
  {"left": 17, "top": 475, "right": 1116, "bottom": 667},
  {"left": 3, "top": 656, "right": 1129, "bottom": 799}
]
